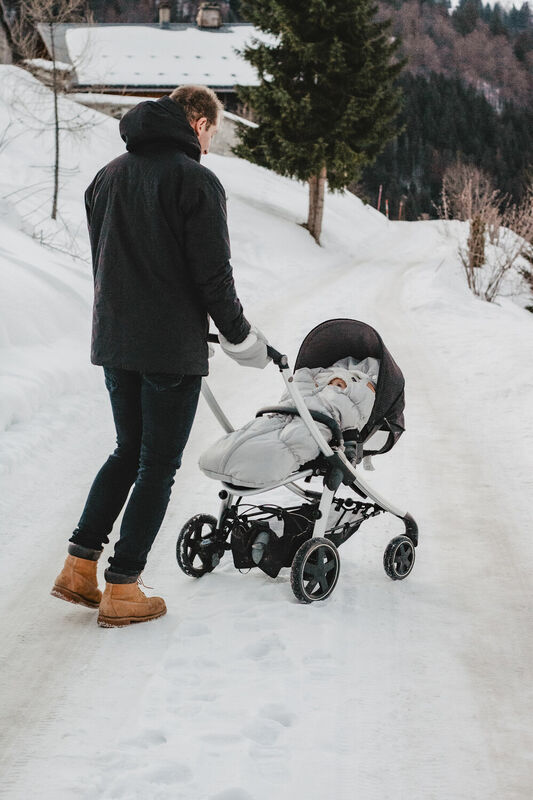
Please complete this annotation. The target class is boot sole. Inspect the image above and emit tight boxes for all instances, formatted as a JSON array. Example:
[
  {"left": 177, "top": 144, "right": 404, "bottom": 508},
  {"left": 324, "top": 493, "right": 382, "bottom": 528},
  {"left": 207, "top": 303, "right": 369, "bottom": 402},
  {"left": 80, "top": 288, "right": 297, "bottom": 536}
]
[
  {"left": 97, "top": 608, "right": 167, "bottom": 628},
  {"left": 51, "top": 585, "right": 101, "bottom": 609}
]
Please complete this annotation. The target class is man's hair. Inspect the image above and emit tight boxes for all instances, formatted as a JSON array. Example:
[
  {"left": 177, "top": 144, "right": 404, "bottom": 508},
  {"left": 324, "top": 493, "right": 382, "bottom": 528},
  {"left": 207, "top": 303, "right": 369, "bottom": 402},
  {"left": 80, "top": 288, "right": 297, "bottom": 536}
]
[{"left": 169, "top": 85, "right": 223, "bottom": 129}]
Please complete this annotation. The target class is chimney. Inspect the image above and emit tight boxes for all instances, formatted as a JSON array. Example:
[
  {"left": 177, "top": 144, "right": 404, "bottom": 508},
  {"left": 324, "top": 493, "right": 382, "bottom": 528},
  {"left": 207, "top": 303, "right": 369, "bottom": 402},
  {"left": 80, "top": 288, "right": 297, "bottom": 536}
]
[
  {"left": 159, "top": 1, "right": 171, "bottom": 29},
  {"left": 196, "top": 2, "right": 222, "bottom": 29}
]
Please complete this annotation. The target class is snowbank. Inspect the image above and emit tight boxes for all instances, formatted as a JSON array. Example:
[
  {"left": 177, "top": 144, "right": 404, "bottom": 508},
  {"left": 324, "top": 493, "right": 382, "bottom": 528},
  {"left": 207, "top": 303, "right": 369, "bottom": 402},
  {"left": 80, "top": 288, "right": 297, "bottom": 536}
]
[{"left": 0, "top": 66, "right": 124, "bottom": 468}]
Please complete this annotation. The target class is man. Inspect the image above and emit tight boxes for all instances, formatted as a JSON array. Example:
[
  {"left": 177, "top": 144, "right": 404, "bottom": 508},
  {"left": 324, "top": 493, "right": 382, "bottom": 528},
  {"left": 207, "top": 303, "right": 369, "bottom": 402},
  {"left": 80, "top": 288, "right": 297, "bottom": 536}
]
[{"left": 51, "top": 85, "right": 269, "bottom": 627}]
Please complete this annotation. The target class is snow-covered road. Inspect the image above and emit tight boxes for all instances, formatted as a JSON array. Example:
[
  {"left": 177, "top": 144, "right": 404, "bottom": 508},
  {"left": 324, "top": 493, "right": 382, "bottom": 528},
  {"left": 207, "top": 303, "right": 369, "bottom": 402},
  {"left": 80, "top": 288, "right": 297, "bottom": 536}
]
[
  {"left": 2, "top": 210, "right": 532, "bottom": 799},
  {"left": 1, "top": 65, "right": 532, "bottom": 798}
]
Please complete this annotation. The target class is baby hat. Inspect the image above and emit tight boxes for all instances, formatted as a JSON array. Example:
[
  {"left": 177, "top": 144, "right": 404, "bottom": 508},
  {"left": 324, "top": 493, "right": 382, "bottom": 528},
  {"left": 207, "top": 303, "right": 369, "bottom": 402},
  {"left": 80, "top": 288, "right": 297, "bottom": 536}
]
[{"left": 316, "top": 366, "right": 371, "bottom": 389}]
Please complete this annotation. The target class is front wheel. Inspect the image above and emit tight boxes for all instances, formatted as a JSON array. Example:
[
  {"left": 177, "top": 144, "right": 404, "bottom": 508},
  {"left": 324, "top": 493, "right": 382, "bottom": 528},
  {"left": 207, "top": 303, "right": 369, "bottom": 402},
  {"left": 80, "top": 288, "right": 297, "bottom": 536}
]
[
  {"left": 290, "top": 537, "right": 340, "bottom": 603},
  {"left": 176, "top": 514, "right": 224, "bottom": 577},
  {"left": 383, "top": 535, "right": 415, "bottom": 580}
]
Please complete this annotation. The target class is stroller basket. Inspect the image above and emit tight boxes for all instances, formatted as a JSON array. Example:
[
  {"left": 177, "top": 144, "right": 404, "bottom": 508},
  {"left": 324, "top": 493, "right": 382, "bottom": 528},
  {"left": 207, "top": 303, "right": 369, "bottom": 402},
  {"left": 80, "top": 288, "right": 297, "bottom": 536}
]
[{"left": 228, "top": 497, "right": 385, "bottom": 579}]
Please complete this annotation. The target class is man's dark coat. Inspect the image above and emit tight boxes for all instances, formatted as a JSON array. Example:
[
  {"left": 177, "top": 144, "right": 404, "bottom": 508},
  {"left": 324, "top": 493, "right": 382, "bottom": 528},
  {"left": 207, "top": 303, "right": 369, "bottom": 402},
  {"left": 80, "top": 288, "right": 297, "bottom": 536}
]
[{"left": 85, "top": 97, "right": 250, "bottom": 375}]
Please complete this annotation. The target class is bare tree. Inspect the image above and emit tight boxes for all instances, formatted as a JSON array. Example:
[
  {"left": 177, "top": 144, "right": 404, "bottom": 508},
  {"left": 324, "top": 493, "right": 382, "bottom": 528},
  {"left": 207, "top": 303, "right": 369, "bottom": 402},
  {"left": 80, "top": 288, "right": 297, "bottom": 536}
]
[
  {"left": 0, "top": 120, "right": 14, "bottom": 151},
  {"left": 441, "top": 163, "right": 533, "bottom": 302},
  {"left": 10, "top": 0, "right": 93, "bottom": 220},
  {"left": 0, "top": 0, "right": 16, "bottom": 62},
  {"left": 441, "top": 162, "right": 499, "bottom": 222},
  {"left": 484, "top": 189, "right": 533, "bottom": 303},
  {"left": 441, "top": 162, "right": 496, "bottom": 295}
]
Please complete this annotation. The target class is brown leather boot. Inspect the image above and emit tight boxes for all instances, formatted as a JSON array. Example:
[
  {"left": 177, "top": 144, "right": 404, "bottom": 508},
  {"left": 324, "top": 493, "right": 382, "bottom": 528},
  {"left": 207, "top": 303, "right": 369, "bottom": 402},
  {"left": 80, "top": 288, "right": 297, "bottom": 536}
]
[
  {"left": 51, "top": 548, "right": 102, "bottom": 609},
  {"left": 97, "top": 579, "right": 166, "bottom": 628}
]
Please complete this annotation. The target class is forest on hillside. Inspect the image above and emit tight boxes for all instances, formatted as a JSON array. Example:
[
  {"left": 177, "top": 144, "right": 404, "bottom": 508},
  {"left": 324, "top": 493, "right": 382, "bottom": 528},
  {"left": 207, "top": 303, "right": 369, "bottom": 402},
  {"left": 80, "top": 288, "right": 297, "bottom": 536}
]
[
  {"left": 384, "top": 0, "right": 532, "bottom": 107},
  {"left": 359, "top": 69, "right": 533, "bottom": 219},
  {"left": 361, "top": 0, "right": 533, "bottom": 219},
  {"left": 2, "top": 0, "right": 531, "bottom": 219}
]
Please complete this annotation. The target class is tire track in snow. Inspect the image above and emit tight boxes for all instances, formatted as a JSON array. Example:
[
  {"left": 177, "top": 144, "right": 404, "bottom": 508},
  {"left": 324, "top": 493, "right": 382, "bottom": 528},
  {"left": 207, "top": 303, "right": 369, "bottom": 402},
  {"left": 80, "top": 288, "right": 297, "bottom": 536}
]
[
  {"left": 252, "top": 227, "right": 533, "bottom": 798},
  {"left": 0, "top": 392, "right": 183, "bottom": 799},
  {"left": 374, "top": 256, "right": 533, "bottom": 798}
]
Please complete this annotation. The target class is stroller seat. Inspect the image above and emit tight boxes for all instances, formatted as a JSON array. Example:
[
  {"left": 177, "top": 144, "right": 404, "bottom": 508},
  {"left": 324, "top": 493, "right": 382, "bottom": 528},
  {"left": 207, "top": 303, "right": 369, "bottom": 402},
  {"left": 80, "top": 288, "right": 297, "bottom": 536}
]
[{"left": 200, "top": 333, "right": 391, "bottom": 491}]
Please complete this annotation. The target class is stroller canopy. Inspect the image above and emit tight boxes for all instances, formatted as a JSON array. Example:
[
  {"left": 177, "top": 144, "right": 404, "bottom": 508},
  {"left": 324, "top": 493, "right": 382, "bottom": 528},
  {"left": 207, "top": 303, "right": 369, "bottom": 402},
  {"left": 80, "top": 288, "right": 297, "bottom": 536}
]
[{"left": 294, "top": 318, "right": 405, "bottom": 453}]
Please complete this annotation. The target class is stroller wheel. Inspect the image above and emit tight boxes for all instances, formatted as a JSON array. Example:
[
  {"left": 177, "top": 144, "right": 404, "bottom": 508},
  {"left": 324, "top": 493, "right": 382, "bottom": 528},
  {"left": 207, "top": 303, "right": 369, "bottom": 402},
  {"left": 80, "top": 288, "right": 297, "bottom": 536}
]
[
  {"left": 383, "top": 535, "right": 415, "bottom": 580},
  {"left": 290, "top": 538, "right": 340, "bottom": 604},
  {"left": 176, "top": 514, "right": 223, "bottom": 577}
]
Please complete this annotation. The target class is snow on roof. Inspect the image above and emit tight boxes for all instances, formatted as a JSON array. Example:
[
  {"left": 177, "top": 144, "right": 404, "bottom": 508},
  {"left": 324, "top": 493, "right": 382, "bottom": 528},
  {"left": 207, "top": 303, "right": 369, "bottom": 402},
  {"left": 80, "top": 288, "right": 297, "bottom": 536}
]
[
  {"left": 223, "top": 109, "right": 257, "bottom": 128},
  {"left": 26, "top": 58, "right": 73, "bottom": 72},
  {"left": 68, "top": 91, "right": 149, "bottom": 106},
  {"left": 63, "top": 24, "right": 273, "bottom": 89}
]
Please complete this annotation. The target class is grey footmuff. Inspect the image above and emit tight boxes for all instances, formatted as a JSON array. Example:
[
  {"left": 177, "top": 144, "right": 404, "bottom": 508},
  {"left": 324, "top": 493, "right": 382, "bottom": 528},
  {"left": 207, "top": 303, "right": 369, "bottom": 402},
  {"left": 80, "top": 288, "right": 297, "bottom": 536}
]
[{"left": 199, "top": 357, "right": 379, "bottom": 488}]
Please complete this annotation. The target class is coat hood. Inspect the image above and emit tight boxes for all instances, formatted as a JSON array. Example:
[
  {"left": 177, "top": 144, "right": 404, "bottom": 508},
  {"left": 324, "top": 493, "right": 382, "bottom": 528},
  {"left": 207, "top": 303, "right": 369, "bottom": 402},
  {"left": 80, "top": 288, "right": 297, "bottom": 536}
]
[{"left": 119, "top": 97, "right": 201, "bottom": 161}]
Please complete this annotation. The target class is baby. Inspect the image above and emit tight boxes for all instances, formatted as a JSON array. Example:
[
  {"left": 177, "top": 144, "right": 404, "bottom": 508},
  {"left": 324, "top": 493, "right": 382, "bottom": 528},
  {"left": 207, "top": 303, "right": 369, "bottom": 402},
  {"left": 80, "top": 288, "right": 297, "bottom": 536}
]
[
  {"left": 314, "top": 364, "right": 376, "bottom": 397},
  {"left": 277, "top": 361, "right": 378, "bottom": 435},
  {"left": 327, "top": 374, "right": 375, "bottom": 393}
]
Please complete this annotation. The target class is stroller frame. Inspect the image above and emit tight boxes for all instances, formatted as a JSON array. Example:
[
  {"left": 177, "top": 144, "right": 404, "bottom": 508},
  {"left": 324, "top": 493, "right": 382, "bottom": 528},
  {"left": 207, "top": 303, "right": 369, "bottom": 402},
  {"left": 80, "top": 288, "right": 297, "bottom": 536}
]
[{"left": 177, "top": 326, "right": 419, "bottom": 603}]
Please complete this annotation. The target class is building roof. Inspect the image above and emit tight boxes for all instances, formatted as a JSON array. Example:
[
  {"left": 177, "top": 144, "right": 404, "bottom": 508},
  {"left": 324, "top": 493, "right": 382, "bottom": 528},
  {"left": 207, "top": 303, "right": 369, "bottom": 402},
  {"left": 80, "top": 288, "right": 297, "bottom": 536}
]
[{"left": 37, "top": 23, "right": 273, "bottom": 90}]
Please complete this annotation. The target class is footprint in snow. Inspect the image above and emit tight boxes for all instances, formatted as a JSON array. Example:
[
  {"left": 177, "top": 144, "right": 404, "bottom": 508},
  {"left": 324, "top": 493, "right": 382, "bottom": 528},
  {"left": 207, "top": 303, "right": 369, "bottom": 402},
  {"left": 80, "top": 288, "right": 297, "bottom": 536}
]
[
  {"left": 259, "top": 703, "right": 297, "bottom": 728},
  {"left": 201, "top": 732, "right": 243, "bottom": 745},
  {"left": 236, "top": 617, "right": 267, "bottom": 633},
  {"left": 179, "top": 621, "right": 211, "bottom": 637},
  {"left": 302, "top": 649, "right": 334, "bottom": 665},
  {"left": 123, "top": 728, "right": 167, "bottom": 748},
  {"left": 190, "top": 690, "right": 219, "bottom": 702},
  {"left": 193, "top": 655, "right": 219, "bottom": 669},
  {"left": 241, "top": 633, "right": 286, "bottom": 660},
  {"left": 138, "top": 762, "right": 193, "bottom": 785},
  {"left": 242, "top": 717, "right": 283, "bottom": 746},
  {"left": 208, "top": 789, "right": 255, "bottom": 800},
  {"left": 163, "top": 654, "right": 188, "bottom": 670}
]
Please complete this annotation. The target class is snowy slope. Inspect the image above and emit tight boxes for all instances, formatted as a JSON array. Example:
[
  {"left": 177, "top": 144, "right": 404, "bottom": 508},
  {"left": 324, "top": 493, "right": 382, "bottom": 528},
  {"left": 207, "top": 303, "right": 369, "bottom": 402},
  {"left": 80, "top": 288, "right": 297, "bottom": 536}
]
[
  {"left": 0, "top": 66, "right": 123, "bottom": 471},
  {"left": 1, "top": 66, "right": 533, "bottom": 800}
]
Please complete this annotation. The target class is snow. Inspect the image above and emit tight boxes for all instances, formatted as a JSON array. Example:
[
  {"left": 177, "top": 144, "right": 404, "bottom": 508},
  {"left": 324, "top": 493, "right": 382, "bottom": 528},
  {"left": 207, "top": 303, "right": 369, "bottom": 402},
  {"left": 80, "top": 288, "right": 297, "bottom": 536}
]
[
  {"left": 65, "top": 24, "right": 274, "bottom": 88},
  {"left": 68, "top": 91, "right": 151, "bottom": 106},
  {"left": 25, "top": 58, "right": 73, "bottom": 72},
  {"left": 450, "top": 0, "right": 524, "bottom": 8},
  {"left": 0, "top": 66, "right": 123, "bottom": 470},
  {"left": 223, "top": 109, "right": 257, "bottom": 128},
  {"left": 1, "top": 64, "right": 533, "bottom": 799}
]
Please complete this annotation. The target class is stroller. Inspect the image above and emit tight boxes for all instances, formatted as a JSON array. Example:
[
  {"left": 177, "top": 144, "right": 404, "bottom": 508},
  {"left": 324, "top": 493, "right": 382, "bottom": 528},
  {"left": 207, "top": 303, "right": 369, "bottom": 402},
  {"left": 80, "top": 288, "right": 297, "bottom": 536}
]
[{"left": 176, "top": 319, "right": 419, "bottom": 603}]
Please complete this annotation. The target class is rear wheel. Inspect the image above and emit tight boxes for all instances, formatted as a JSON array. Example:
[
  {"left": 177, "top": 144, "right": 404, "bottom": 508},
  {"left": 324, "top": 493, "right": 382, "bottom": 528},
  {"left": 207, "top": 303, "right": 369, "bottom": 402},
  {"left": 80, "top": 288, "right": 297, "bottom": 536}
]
[
  {"left": 383, "top": 535, "right": 415, "bottom": 580},
  {"left": 290, "top": 538, "right": 340, "bottom": 603},
  {"left": 176, "top": 514, "right": 224, "bottom": 577}
]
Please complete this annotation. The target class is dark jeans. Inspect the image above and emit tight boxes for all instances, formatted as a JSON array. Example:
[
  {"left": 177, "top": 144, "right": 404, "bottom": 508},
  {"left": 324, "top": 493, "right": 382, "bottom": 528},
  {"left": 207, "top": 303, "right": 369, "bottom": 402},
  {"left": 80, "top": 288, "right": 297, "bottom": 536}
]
[{"left": 70, "top": 368, "right": 202, "bottom": 575}]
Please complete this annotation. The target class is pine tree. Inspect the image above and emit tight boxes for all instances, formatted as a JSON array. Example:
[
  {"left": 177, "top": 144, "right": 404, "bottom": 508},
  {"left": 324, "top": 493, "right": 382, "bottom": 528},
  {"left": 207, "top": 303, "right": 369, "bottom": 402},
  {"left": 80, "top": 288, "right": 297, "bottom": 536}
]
[
  {"left": 489, "top": 3, "right": 507, "bottom": 37},
  {"left": 452, "top": 0, "right": 482, "bottom": 35},
  {"left": 234, "top": 0, "right": 404, "bottom": 243}
]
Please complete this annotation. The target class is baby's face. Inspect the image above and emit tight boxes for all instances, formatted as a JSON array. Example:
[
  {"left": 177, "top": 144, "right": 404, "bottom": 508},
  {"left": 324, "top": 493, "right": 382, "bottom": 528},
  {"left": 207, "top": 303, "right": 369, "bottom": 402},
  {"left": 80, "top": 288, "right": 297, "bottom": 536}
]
[{"left": 328, "top": 377, "right": 347, "bottom": 389}]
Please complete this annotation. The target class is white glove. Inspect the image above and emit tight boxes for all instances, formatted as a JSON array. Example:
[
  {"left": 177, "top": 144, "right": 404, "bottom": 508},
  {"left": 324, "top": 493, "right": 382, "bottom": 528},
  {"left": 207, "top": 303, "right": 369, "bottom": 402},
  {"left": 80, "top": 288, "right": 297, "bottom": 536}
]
[{"left": 219, "top": 326, "right": 271, "bottom": 369}]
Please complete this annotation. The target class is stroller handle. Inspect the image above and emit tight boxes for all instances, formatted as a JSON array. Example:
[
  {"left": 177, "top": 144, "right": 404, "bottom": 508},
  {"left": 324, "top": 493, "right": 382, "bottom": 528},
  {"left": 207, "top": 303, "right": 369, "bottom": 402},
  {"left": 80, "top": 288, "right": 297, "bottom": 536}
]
[{"left": 207, "top": 333, "right": 288, "bottom": 368}]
